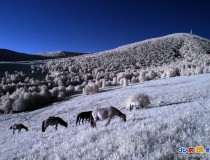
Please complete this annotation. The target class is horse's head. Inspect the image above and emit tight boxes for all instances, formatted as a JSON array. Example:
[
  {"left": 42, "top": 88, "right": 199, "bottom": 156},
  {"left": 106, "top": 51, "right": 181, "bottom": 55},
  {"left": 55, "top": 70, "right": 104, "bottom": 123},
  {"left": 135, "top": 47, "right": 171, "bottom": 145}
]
[
  {"left": 64, "top": 122, "right": 68, "bottom": 128},
  {"left": 121, "top": 114, "right": 126, "bottom": 122},
  {"left": 42, "top": 121, "right": 46, "bottom": 132}
]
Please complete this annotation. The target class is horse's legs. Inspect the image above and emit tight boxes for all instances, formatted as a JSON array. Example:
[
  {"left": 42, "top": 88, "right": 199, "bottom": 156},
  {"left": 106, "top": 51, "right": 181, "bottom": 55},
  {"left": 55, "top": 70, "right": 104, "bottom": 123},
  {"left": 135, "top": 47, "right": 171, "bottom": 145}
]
[
  {"left": 76, "top": 117, "right": 79, "bottom": 125},
  {"left": 93, "top": 120, "right": 96, "bottom": 127},
  {"left": 106, "top": 117, "right": 112, "bottom": 126},
  {"left": 55, "top": 124, "right": 58, "bottom": 130},
  {"left": 106, "top": 110, "right": 114, "bottom": 126},
  {"left": 82, "top": 118, "right": 84, "bottom": 124},
  {"left": 13, "top": 129, "right": 15, "bottom": 134},
  {"left": 18, "top": 129, "right": 21, "bottom": 133},
  {"left": 78, "top": 117, "right": 81, "bottom": 125}
]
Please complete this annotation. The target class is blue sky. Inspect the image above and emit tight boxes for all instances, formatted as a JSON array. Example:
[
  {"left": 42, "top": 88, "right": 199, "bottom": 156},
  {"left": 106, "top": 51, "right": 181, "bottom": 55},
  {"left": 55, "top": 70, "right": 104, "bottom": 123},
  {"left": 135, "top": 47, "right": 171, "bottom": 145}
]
[{"left": 0, "top": 0, "right": 210, "bottom": 54}]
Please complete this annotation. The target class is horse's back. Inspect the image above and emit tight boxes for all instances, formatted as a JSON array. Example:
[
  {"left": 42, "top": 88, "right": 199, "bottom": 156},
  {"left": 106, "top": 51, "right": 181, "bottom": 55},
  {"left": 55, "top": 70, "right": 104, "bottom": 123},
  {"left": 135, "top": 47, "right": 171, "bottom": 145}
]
[
  {"left": 46, "top": 117, "right": 59, "bottom": 125},
  {"left": 93, "top": 107, "right": 109, "bottom": 120},
  {"left": 78, "top": 111, "right": 92, "bottom": 118}
]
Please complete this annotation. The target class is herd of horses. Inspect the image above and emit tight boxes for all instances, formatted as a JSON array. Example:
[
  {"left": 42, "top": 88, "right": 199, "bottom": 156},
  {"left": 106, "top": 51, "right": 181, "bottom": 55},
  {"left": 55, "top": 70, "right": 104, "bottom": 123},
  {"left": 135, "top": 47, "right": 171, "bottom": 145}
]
[{"left": 9, "top": 106, "right": 126, "bottom": 134}]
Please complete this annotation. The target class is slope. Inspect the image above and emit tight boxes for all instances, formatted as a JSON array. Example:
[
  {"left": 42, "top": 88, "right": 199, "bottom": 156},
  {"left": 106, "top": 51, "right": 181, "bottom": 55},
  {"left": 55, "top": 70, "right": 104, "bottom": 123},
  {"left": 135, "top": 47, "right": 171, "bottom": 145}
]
[{"left": 0, "top": 73, "right": 209, "bottom": 159}]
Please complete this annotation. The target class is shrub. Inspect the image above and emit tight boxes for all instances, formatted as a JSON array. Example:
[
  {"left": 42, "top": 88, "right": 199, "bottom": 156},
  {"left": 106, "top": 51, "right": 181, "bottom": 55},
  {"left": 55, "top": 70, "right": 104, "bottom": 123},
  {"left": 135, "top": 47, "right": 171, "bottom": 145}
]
[
  {"left": 0, "top": 96, "right": 13, "bottom": 113},
  {"left": 74, "top": 85, "right": 84, "bottom": 92},
  {"left": 112, "top": 77, "right": 118, "bottom": 85},
  {"left": 122, "top": 78, "right": 128, "bottom": 86},
  {"left": 131, "top": 77, "right": 139, "bottom": 83},
  {"left": 102, "top": 79, "right": 106, "bottom": 88},
  {"left": 66, "top": 85, "right": 75, "bottom": 95},
  {"left": 126, "top": 93, "right": 150, "bottom": 111},
  {"left": 117, "top": 72, "right": 133, "bottom": 83},
  {"left": 83, "top": 83, "right": 99, "bottom": 95},
  {"left": 146, "top": 70, "right": 157, "bottom": 80},
  {"left": 165, "top": 68, "right": 180, "bottom": 78},
  {"left": 138, "top": 72, "right": 147, "bottom": 82},
  {"left": 95, "top": 80, "right": 103, "bottom": 88}
]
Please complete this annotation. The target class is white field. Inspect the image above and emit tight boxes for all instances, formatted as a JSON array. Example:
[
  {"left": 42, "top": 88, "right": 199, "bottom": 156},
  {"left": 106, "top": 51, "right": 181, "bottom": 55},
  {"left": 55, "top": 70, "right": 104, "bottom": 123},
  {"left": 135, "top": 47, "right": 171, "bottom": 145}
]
[{"left": 0, "top": 73, "right": 210, "bottom": 160}]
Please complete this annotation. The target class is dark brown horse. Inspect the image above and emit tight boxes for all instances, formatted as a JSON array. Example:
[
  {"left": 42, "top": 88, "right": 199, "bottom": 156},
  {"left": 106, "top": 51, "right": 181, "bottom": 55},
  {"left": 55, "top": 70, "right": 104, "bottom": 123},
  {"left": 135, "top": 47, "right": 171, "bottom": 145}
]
[
  {"left": 90, "top": 106, "right": 126, "bottom": 128},
  {"left": 76, "top": 111, "right": 92, "bottom": 125},
  {"left": 42, "top": 116, "right": 68, "bottom": 132},
  {"left": 10, "top": 123, "right": 29, "bottom": 134}
]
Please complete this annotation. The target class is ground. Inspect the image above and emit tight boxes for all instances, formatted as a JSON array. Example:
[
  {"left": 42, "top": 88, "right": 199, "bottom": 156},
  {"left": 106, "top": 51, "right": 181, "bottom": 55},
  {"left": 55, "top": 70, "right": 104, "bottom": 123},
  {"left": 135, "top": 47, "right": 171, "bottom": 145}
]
[{"left": 0, "top": 73, "right": 210, "bottom": 160}]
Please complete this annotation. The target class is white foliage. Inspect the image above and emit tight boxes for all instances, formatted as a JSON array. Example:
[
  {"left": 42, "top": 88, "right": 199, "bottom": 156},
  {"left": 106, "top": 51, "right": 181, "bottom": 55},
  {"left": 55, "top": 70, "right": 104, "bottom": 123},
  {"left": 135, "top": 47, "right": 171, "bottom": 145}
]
[
  {"left": 146, "top": 70, "right": 157, "bottom": 80},
  {"left": 138, "top": 71, "right": 147, "bottom": 82},
  {"left": 122, "top": 78, "right": 128, "bottom": 86},
  {"left": 112, "top": 77, "right": 118, "bottom": 85},
  {"left": 83, "top": 83, "right": 99, "bottom": 95},
  {"left": 102, "top": 79, "right": 106, "bottom": 88},
  {"left": 126, "top": 93, "right": 150, "bottom": 110},
  {"left": 95, "top": 80, "right": 103, "bottom": 88},
  {"left": 165, "top": 68, "right": 180, "bottom": 78},
  {"left": 0, "top": 96, "right": 13, "bottom": 113},
  {"left": 131, "top": 77, "right": 139, "bottom": 83},
  {"left": 74, "top": 85, "right": 84, "bottom": 92}
]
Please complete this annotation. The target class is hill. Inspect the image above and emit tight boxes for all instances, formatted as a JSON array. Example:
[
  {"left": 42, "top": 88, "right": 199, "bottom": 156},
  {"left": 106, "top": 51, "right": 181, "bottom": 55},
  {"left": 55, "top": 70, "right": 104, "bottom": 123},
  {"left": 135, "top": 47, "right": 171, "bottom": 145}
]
[
  {"left": 42, "top": 33, "right": 210, "bottom": 86},
  {"left": 0, "top": 49, "right": 86, "bottom": 62},
  {"left": 1, "top": 33, "right": 210, "bottom": 114},
  {"left": 94, "top": 33, "right": 210, "bottom": 68},
  {"left": 0, "top": 49, "right": 47, "bottom": 62}
]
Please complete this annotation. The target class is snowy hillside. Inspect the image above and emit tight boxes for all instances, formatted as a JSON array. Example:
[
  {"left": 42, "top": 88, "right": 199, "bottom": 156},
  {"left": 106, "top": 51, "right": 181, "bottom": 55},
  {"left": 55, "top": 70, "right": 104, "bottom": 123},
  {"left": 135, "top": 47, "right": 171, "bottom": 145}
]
[
  {"left": 0, "top": 73, "right": 209, "bottom": 159},
  {"left": 38, "top": 51, "right": 85, "bottom": 58},
  {"left": 1, "top": 33, "right": 210, "bottom": 114}
]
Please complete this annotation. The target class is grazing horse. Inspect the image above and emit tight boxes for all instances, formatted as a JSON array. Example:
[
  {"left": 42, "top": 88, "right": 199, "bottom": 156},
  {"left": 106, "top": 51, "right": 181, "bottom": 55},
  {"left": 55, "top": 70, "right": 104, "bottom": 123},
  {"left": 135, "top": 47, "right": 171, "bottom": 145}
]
[
  {"left": 10, "top": 123, "right": 29, "bottom": 134},
  {"left": 76, "top": 111, "right": 92, "bottom": 125},
  {"left": 90, "top": 106, "right": 126, "bottom": 128},
  {"left": 42, "top": 116, "right": 68, "bottom": 132}
]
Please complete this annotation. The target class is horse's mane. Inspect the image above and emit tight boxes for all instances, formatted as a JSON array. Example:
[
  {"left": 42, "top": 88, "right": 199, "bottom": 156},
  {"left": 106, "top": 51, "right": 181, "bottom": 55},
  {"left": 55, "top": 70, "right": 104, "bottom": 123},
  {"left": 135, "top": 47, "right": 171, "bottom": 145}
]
[
  {"left": 111, "top": 106, "right": 123, "bottom": 115},
  {"left": 57, "top": 117, "right": 68, "bottom": 127},
  {"left": 20, "top": 124, "right": 28, "bottom": 131}
]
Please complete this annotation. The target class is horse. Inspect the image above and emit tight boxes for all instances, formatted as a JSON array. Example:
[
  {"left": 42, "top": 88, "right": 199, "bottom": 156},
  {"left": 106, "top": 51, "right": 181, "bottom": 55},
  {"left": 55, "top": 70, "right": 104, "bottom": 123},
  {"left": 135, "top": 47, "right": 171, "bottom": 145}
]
[
  {"left": 42, "top": 116, "right": 68, "bottom": 132},
  {"left": 90, "top": 106, "right": 126, "bottom": 128},
  {"left": 76, "top": 111, "right": 92, "bottom": 125},
  {"left": 10, "top": 123, "right": 29, "bottom": 134}
]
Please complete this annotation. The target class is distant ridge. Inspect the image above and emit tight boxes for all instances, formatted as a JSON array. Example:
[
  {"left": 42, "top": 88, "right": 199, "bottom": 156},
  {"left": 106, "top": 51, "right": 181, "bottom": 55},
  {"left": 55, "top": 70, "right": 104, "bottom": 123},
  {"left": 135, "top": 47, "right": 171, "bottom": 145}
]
[
  {"left": 0, "top": 49, "right": 47, "bottom": 62},
  {"left": 38, "top": 51, "right": 86, "bottom": 58},
  {"left": 0, "top": 49, "right": 86, "bottom": 62}
]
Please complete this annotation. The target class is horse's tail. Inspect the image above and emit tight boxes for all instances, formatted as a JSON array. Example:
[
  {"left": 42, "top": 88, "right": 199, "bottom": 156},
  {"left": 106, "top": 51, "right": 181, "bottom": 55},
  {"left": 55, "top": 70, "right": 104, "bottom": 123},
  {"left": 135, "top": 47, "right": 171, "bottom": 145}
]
[
  {"left": 9, "top": 126, "right": 13, "bottom": 129},
  {"left": 42, "top": 121, "right": 45, "bottom": 132},
  {"left": 58, "top": 117, "right": 68, "bottom": 128}
]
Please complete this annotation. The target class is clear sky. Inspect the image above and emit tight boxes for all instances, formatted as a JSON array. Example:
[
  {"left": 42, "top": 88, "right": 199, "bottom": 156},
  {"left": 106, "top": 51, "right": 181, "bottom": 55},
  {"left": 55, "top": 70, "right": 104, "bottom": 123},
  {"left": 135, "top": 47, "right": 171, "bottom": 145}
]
[{"left": 0, "top": 0, "right": 210, "bottom": 54}]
